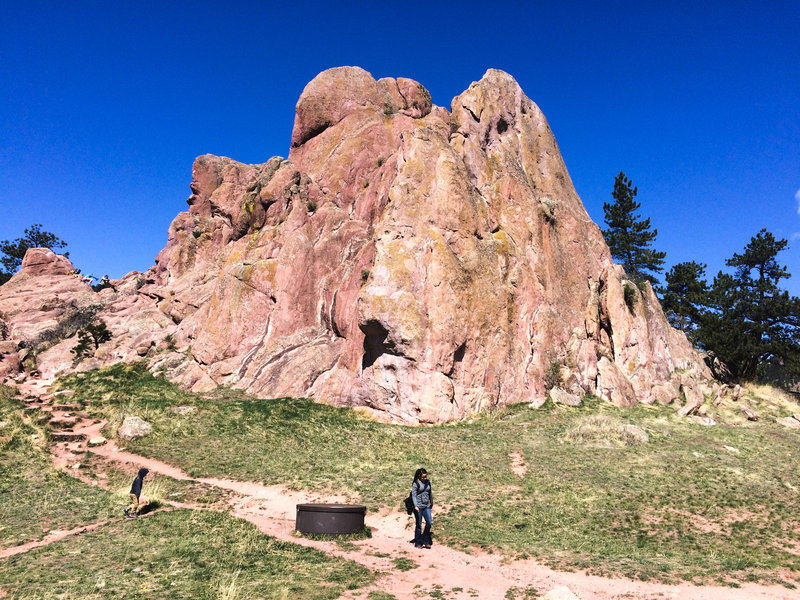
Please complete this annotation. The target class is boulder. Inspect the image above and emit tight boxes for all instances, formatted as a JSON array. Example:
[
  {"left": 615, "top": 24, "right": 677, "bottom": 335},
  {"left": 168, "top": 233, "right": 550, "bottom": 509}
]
[
  {"left": 0, "top": 341, "right": 21, "bottom": 379},
  {"left": 620, "top": 424, "right": 650, "bottom": 445},
  {"left": 544, "top": 587, "right": 581, "bottom": 600},
  {"left": 19, "top": 248, "right": 74, "bottom": 277},
  {"left": 704, "top": 350, "right": 733, "bottom": 382},
  {"left": 690, "top": 416, "right": 717, "bottom": 426},
  {"left": 549, "top": 387, "right": 582, "bottom": 407},
  {"left": 741, "top": 405, "right": 759, "bottom": 421},
  {"left": 118, "top": 416, "right": 153, "bottom": 440},
  {"left": 777, "top": 417, "right": 800, "bottom": 430},
  {"left": 678, "top": 385, "right": 704, "bottom": 417}
]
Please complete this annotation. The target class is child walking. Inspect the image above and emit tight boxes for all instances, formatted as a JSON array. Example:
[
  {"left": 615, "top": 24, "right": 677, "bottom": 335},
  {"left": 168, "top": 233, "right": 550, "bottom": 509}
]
[{"left": 124, "top": 468, "right": 149, "bottom": 518}]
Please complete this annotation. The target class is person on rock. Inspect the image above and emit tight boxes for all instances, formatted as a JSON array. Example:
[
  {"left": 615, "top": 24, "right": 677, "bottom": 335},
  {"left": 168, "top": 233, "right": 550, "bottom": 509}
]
[
  {"left": 124, "top": 468, "right": 149, "bottom": 518},
  {"left": 411, "top": 467, "right": 433, "bottom": 548}
]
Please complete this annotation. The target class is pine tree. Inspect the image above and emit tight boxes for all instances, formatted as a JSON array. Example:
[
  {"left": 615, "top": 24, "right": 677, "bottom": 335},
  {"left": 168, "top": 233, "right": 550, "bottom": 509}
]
[
  {"left": 696, "top": 229, "right": 800, "bottom": 381},
  {"left": 602, "top": 172, "right": 666, "bottom": 285},
  {"left": 660, "top": 261, "right": 708, "bottom": 335}
]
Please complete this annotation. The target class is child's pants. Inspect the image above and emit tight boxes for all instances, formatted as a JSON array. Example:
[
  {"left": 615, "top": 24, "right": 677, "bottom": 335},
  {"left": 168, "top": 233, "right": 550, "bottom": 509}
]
[{"left": 126, "top": 493, "right": 140, "bottom": 515}]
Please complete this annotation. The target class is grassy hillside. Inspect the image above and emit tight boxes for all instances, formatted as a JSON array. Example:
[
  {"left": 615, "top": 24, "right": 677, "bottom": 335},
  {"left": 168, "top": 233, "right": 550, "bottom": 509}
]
[
  {"left": 0, "top": 382, "right": 372, "bottom": 600},
  {"left": 45, "top": 363, "right": 800, "bottom": 588}
]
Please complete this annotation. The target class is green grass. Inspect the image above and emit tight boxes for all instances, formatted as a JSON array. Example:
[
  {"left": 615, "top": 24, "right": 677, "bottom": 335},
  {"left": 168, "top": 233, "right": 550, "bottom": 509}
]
[
  {"left": 505, "top": 586, "right": 541, "bottom": 599},
  {"left": 0, "top": 509, "right": 373, "bottom": 599},
  {"left": 0, "top": 385, "right": 118, "bottom": 548},
  {"left": 295, "top": 525, "right": 372, "bottom": 542},
  {"left": 368, "top": 593, "right": 398, "bottom": 600},
  {"left": 52, "top": 364, "right": 800, "bottom": 586},
  {"left": 392, "top": 556, "right": 418, "bottom": 571}
]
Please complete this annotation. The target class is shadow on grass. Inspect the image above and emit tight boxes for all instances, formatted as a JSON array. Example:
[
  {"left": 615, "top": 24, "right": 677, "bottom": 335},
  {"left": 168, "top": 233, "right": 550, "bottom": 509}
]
[{"left": 138, "top": 500, "right": 163, "bottom": 515}]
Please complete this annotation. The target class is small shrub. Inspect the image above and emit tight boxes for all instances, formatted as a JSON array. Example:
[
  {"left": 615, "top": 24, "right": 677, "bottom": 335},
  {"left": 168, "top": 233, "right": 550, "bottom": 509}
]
[
  {"left": 361, "top": 270, "right": 370, "bottom": 284},
  {"left": 192, "top": 229, "right": 202, "bottom": 239},
  {"left": 163, "top": 334, "right": 177, "bottom": 351},
  {"left": 623, "top": 282, "right": 637, "bottom": 312},
  {"left": 540, "top": 196, "right": 556, "bottom": 222},
  {"left": 368, "top": 593, "right": 398, "bottom": 600},
  {"left": 564, "top": 414, "right": 649, "bottom": 447},
  {"left": 307, "top": 200, "right": 317, "bottom": 213},
  {"left": 71, "top": 321, "right": 113, "bottom": 359},
  {"left": 544, "top": 360, "right": 562, "bottom": 390}
]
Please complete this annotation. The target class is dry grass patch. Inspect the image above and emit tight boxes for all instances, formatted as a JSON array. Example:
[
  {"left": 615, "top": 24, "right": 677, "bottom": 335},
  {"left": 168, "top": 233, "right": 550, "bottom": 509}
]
[
  {"left": 743, "top": 383, "right": 800, "bottom": 415},
  {"left": 563, "top": 414, "right": 649, "bottom": 447},
  {"left": 711, "top": 383, "right": 800, "bottom": 426}
]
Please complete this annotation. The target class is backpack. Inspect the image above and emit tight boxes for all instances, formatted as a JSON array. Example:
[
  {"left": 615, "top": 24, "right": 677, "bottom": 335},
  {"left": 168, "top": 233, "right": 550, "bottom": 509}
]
[{"left": 403, "top": 493, "right": 414, "bottom": 515}]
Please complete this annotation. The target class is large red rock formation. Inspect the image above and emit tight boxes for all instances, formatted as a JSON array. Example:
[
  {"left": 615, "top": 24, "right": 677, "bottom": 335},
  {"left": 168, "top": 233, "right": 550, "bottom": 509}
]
[{"left": 0, "top": 67, "right": 711, "bottom": 422}]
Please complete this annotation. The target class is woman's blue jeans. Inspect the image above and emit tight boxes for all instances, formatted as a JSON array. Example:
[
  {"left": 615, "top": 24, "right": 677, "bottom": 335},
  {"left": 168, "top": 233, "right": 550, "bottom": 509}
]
[{"left": 414, "top": 506, "right": 432, "bottom": 546}]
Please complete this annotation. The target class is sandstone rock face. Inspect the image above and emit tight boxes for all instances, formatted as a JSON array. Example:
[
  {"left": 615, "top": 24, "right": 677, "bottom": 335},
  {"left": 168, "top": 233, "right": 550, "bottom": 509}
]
[{"left": 0, "top": 67, "right": 712, "bottom": 422}]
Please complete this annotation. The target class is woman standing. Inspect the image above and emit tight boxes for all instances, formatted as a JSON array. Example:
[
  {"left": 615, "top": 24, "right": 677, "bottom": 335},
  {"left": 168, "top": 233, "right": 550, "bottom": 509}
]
[{"left": 411, "top": 468, "right": 433, "bottom": 548}]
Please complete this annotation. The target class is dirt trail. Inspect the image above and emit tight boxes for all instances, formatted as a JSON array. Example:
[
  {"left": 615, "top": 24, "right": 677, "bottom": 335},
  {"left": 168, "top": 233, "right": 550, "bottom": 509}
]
[
  {"left": 6, "top": 378, "right": 798, "bottom": 600},
  {"left": 0, "top": 520, "right": 111, "bottom": 559}
]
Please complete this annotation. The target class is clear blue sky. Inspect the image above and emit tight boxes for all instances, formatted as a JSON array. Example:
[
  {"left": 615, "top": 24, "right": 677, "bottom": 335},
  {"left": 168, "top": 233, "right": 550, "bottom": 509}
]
[{"left": 2, "top": 1, "right": 798, "bottom": 295}]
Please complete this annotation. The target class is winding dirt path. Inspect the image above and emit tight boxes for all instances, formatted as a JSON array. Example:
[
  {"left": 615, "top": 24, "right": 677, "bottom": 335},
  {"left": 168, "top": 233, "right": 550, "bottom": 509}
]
[{"left": 5, "top": 378, "right": 798, "bottom": 599}]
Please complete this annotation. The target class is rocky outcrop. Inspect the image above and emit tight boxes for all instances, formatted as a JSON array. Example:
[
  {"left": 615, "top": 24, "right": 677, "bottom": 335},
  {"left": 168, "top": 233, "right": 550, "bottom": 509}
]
[
  {"left": 0, "top": 249, "right": 171, "bottom": 381},
  {"left": 0, "top": 67, "right": 712, "bottom": 422}
]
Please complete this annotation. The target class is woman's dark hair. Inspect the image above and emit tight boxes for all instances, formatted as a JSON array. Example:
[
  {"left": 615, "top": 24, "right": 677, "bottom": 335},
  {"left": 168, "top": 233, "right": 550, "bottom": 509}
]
[{"left": 413, "top": 467, "right": 427, "bottom": 484}]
